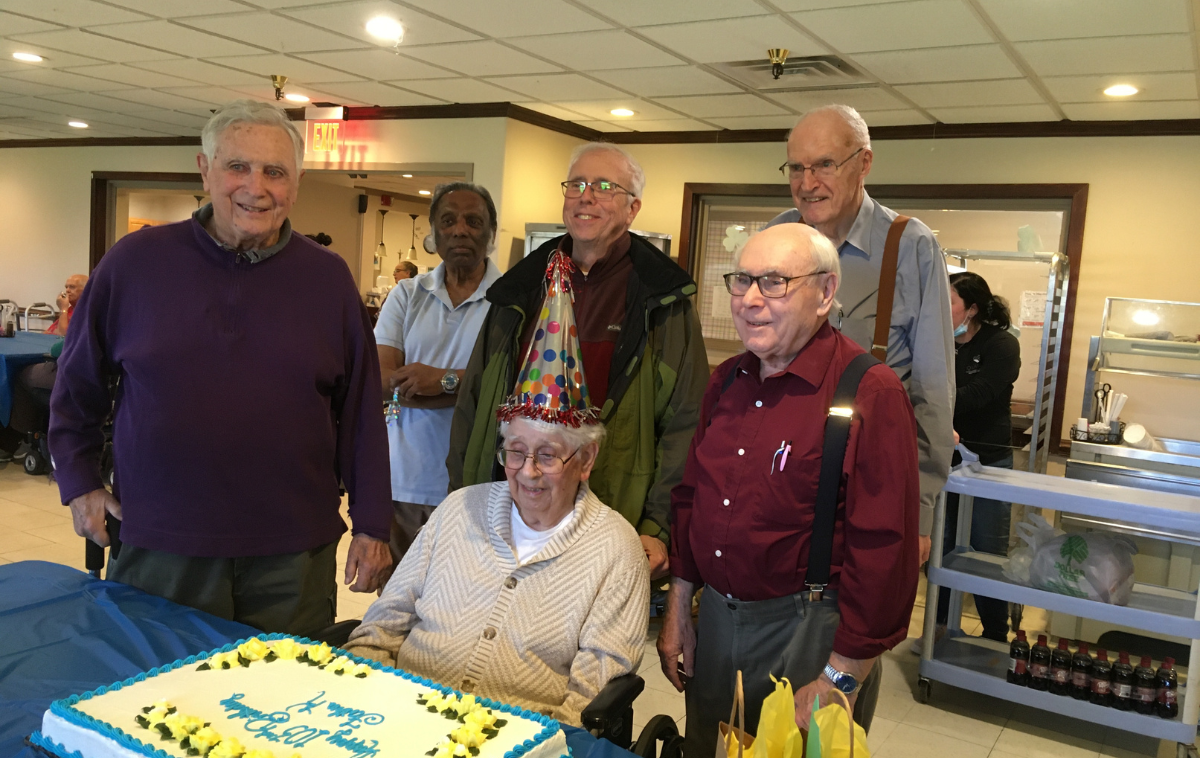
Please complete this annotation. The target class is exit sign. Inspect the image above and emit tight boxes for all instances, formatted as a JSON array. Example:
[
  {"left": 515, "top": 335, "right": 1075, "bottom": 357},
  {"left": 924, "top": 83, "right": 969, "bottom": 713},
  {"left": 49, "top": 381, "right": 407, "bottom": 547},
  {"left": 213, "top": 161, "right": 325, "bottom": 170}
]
[{"left": 309, "top": 120, "right": 341, "bottom": 152}]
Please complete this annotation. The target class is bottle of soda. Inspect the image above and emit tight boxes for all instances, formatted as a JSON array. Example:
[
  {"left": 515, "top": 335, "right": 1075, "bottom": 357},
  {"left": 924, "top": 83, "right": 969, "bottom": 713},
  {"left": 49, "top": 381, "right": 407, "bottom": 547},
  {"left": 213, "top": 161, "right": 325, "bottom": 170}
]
[
  {"left": 1090, "top": 649, "right": 1113, "bottom": 707},
  {"left": 1112, "top": 652, "right": 1135, "bottom": 710},
  {"left": 1008, "top": 630, "right": 1031, "bottom": 686},
  {"left": 1070, "top": 642, "right": 1093, "bottom": 699},
  {"left": 1134, "top": 655, "right": 1157, "bottom": 714},
  {"left": 1050, "top": 638, "right": 1073, "bottom": 696},
  {"left": 1156, "top": 657, "right": 1178, "bottom": 719},
  {"left": 1029, "top": 635, "right": 1052, "bottom": 691}
]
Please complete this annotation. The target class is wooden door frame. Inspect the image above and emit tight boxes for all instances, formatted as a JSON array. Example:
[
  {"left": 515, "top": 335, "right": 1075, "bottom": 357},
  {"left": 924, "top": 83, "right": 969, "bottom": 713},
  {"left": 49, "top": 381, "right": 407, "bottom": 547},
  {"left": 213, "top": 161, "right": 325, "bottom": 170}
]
[
  {"left": 678, "top": 181, "right": 1089, "bottom": 452},
  {"left": 90, "top": 171, "right": 203, "bottom": 270}
]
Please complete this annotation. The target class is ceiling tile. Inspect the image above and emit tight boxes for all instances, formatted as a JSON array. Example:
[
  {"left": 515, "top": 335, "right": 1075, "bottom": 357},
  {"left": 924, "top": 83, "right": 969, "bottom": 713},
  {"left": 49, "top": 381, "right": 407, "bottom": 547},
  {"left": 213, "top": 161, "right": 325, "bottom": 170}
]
[
  {"left": 0, "top": 79, "right": 72, "bottom": 99},
  {"left": 584, "top": 0, "right": 763, "bottom": 26},
  {"left": 156, "top": 84, "right": 277, "bottom": 104},
  {"left": 102, "top": 87, "right": 229, "bottom": 110},
  {"left": 850, "top": 45, "right": 1021, "bottom": 85},
  {"left": 707, "top": 115, "right": 799, "bottom": 130},
  {"left": 623, "top": 118, "right": 718, "bottom": 131},
  {"left": 485, "top": 73, "right": 624, "bottom": 101},
  {"left": 1061, "top": 99, "right": 1200, "bottom": 120},
  {"left": 88, "top": 20, "right": 266, "bottom": 58},
  {"left": 306, "top": 80, "right": 444, "bottom": 106},
  {"left": 551, "top": 99, "right": 680, "bottom": 121},
  {"left": 1044, "top": 72, "right": 1197, "bottom": 104},
  {"left": 123, "top": 58, "right": 266, "bottom": 86},
  {"left": 33, "top": 90, "right": 162, "bottom": 112},
  {"left": 0, "top": 41, "right": 105, "bottom": 70},
  {"left": 99, "top": 0, "right": 251, "bottom": 17},
  {"left": 91, "top": 108, "right": 209, "bottom": 128},
  {"left": 297, "top": 50, "right": 456, "bottom": 80},
  {"left": 570, "top": 119, "right": 632, "bottom": 133},
  {"left": 8, "top": 29, "right": 183, "bottom": 63},
  {"left": 635, "top": 16, "right": 827, "bottom": 64},
  {"left": 1015, "top": 34, "right": 1195, "bottom": 77},
  {"left": 897, "top": 79, "right": 1045, "bottom": 108},
  {"left": 791, "top": 0, "right": 992, "bottom": 53},
  {"left": 773, "top": 0, "right": 914, "bottom": 8},
  {"left": 399, "top": 41, "right": 560, "bottom": 77},
  {"left": 0, "top": 0, "right": 148, "bottom": 26},
  {"left": 512, "top": 101, "right": 591, "bottom": 120},
  {"left": 860, "top": 109, "right": 935, "bottom": 126},
  {"left": 928, "top": 103, "right": 1059, "bottom": 123},
  {"left": 181, "top": 12, "right": 362, "bottom": 53},
  {"left": 765, "top": 86, "right": 908, "bottom": 113},
  {"left": 653, "top": 93, "right": 788, "bottom": 118},
  {"left": 61, "top": 63, "right": 199, "bottom": 89},
  {"left": 279, "top": 2, "right": 482, "bottom": 47},
  {"left": 395, "top": 0, "right": 611, "bottom": 37},
  {"left": 396, "top": 78, "right": 526, "bottom": 103},
  {"left": 587, "top": 65, "right": 740, "bottom": 97},
  {"left": 208, "top": 54, "right": 366, "bottom": 84},
  {"left": 507, "top": 30, "right": 682, "bottom": 70},
  {"left": 0, "top": 11, "right": 61, "bottom": 35},
  {"left": 2, "top": 67, "right": 131, "bottom": 92},
  {"left": 978, "top": 0, "right": 1189, "bottom": 42}
]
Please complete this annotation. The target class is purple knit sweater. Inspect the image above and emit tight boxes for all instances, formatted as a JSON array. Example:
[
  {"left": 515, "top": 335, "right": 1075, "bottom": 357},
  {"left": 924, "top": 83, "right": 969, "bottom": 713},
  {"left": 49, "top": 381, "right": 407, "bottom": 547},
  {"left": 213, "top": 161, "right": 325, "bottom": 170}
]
[{"left": 50, "top": 216, "right": 391, "bottom": 557}]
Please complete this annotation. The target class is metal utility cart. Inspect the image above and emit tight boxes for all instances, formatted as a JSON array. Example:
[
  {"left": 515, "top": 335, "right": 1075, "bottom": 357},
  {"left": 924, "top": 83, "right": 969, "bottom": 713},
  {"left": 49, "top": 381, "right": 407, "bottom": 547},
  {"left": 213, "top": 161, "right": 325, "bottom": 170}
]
[{"left": 919, "top": 456, "right": 1200, "bottom": 756}]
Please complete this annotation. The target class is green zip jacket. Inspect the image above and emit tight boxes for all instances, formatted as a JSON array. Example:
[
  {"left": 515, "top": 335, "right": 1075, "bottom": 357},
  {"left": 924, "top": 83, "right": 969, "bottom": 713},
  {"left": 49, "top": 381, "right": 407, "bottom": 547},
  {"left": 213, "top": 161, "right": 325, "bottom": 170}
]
[{"left": 446, "top": 233, "right": 710, "bottom": 547}]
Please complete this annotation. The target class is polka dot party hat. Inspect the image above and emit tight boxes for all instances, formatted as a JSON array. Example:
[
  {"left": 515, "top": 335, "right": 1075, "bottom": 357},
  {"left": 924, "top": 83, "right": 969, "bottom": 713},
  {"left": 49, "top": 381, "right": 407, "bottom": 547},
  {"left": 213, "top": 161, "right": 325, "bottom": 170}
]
[{"left": 497, "top": 251, "right": 599, "bottom": 428}]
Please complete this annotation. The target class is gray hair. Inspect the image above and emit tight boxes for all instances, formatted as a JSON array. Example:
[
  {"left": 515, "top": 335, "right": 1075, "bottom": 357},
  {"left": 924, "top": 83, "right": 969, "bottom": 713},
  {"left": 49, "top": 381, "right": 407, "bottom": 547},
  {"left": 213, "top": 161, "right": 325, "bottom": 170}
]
[
  {"left": 428, "top": 181, "right": 498, "bottom": 243},
  {"left": 201, "top": 99, "right": 305, "bottom": 173},
  {"left": 568, "top": 142, "right": 645, "bottom": 199},
  {"left": 791, "top": 104, "right": 871, "bottom": 151},
  {"left": 500, "top": 417, "right": 607, "bottom": 452}
]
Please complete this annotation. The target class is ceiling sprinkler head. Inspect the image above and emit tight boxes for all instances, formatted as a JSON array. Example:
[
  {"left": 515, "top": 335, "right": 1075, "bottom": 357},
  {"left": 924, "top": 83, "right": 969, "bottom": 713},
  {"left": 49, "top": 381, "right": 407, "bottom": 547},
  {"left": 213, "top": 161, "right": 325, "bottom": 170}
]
[
  {"left": 767, "top": 48, "right": 790, "bottom": 80},
  {"left": 271, "top": 74, "right": 288, "bottom": 100}
]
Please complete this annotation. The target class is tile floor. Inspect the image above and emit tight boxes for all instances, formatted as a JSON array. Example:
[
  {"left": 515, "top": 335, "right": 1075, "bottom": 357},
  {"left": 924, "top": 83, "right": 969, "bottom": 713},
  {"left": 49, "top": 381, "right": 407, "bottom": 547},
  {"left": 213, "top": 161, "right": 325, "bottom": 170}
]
[{"left": 0, "top": 462, "right": 1185, "bottom": 758}]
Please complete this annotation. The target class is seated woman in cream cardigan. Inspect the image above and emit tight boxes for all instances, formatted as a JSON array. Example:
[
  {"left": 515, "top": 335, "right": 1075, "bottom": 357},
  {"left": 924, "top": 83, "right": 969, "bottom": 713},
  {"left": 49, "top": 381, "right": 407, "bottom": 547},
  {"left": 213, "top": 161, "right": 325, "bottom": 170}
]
[{"left": 345, "top": 252, "right": 649, "bottom": 726}]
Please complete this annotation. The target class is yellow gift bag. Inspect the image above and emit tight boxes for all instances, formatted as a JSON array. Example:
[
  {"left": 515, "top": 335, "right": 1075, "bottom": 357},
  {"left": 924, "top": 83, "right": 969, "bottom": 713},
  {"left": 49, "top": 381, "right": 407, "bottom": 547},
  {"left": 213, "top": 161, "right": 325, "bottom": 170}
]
[
  {"left": 752, "top": 676, "right": 803, "bottom": 758},
  {"left": 804, "top": 690, "right": 870, "bottom": 758},
  {"left": 716, "top": 671, "right": 755, "bottom": 758}
]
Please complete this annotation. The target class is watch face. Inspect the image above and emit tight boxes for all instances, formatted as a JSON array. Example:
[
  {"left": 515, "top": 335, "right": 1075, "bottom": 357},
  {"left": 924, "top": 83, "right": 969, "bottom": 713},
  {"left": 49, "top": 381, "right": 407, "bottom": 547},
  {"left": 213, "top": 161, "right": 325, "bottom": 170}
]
[{"left": 835, "top": 676, "right": 858, "bottom": 694}]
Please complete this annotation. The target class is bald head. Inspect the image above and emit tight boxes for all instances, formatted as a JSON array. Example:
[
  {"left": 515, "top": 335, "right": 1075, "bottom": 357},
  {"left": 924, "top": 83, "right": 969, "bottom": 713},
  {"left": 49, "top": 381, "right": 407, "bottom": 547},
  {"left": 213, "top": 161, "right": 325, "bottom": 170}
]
[
  {"left": 789, "top": 105, "right": 870, "bottom": 152},
  {"left": 64, "top": 274, "right": 88, "bottom": 305},
  {"left": 736, "top": 224, "right": 841, "bottom": 287}
]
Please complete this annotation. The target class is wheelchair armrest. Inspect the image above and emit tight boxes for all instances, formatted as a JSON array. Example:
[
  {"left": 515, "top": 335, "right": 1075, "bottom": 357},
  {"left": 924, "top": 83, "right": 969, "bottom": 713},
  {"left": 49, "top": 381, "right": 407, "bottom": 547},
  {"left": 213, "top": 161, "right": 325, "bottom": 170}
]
[
  {"left": 581, "top": 673, "right": 644, "bottom": 742},
  {"left": 311, "top": 619, "right": 362, "bottom": 648}
]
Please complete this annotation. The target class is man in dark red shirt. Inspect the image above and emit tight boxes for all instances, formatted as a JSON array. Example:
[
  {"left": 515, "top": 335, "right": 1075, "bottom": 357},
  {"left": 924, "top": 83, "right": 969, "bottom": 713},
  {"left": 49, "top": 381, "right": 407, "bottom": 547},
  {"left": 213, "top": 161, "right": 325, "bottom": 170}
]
[{"left": 658, "top": 224, "right": 920, "bottom": 757}]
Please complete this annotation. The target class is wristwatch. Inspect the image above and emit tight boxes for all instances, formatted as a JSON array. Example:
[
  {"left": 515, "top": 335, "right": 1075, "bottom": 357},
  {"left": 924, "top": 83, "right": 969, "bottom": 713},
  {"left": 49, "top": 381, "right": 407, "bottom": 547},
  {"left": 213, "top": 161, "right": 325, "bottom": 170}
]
[
  {"left": 822, "top": 664, "right": 860, "bottom": 695},
  {"left": 440, "top": 370, "right": 460, "bottom": 395}
]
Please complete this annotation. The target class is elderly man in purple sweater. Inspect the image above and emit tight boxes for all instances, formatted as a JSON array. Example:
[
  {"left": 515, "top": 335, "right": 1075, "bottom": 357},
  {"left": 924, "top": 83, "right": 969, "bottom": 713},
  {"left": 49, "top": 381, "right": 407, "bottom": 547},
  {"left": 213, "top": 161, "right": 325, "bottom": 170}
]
[{"left": 49, "top": 100, "right": 392, "bottom": 636}]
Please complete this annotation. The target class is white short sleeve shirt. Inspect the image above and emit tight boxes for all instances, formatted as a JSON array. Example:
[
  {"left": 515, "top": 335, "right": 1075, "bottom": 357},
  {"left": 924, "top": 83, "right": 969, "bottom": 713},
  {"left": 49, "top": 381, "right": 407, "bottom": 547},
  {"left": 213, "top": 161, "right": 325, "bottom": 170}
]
[{"left": 374, "top": 259, "right": 501, "bottom": 505}]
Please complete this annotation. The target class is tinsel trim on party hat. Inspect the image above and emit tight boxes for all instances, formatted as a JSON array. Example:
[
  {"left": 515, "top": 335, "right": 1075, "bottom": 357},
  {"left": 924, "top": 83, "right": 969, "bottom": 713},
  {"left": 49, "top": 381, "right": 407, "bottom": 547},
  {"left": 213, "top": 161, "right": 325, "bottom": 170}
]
[{"left": 496, "top": 251, "right": 600, "bottom": 428}]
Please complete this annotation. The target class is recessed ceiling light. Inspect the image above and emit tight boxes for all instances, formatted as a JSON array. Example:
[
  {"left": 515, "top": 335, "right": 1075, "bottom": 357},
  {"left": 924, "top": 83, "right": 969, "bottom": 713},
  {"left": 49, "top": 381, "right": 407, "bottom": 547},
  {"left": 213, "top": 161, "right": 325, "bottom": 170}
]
[
  {"left": 12, "top": 52, "right": 43, "bottom": 63},
  {"left": 418, "top": 190, "right": 431, "bottom": 196},
  {"left": 402, "top": 173, "right": 413, "bottom": 178},
  {"left": 284, "top": 93, "right": 310, "bottom": 103},
  {"left": 68, "top": 121, "right": 88, "bottom": 128},
  {"left": 366, "top": 16, "right": 404, "bottom": 42},
  {"left": 610, "top": 108, "right": 635, "bottom": 117},
  {"left": 1104, "top": 84, "right": 1138, "bottom": 97}
]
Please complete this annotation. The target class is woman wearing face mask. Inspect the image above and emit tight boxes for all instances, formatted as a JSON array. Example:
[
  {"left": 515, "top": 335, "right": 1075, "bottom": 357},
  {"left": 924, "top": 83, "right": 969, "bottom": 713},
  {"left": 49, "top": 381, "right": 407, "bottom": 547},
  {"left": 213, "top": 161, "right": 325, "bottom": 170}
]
[{"left": 925, "top": 271, "right": 1020, "bottom": 647}]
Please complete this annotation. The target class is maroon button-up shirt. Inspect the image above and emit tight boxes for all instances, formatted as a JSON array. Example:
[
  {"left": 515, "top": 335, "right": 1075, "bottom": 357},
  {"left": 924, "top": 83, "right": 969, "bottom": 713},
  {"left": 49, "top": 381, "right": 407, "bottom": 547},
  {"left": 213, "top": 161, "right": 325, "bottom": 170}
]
[{"left": 669, "top": 321, "right": 920, "bottom": 658}]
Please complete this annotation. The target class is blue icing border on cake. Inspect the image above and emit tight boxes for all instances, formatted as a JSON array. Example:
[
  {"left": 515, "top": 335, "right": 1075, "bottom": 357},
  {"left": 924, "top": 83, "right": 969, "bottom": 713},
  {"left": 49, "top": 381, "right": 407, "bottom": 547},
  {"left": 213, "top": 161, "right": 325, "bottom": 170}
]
[
  {"left": 48, "top": 633, "right": 563, "bottom": 758},
  {"left": 28, "top": 731, "right": 86, "bottom": 758}
]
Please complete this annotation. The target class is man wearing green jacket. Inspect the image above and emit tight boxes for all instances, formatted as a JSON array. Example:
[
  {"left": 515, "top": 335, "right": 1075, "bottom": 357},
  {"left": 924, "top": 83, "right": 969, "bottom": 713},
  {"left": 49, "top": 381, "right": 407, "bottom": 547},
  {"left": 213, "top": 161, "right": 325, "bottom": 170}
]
[{"left": 447, "top": 142, "right": 709, "bottom": 577}]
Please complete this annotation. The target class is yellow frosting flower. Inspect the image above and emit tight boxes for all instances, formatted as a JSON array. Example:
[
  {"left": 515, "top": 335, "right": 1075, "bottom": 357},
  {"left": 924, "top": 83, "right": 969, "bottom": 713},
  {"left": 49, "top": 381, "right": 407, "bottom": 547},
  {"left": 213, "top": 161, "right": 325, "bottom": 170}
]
[
  {"left": 162, "top": 712, "right": 204, "bottom": 740},
  {"left": 325, "top": 655, "right": 354, "bottom": 674},
  {"left": 350, "top": 662, "right": 372, "bottom": 678},
  {"left": 450, "top": 725, "right": 487, "bottom": 748},
  {"left": 151, "top": 699, "right": 172, "bottom": 712},
  {"left": 143, "top": 706, "right": 171, "bottom": 727},
  {"left": 187, "top": 726, "right": 223, "bottom": 753},
  {"left": 454, "top": 694, "right": 478, "bottom": 717},
  {"left": 306, "top": 643, "right": 334, "bottom": 666},
  {"left": 464, "top": 708, "right": 497, "bottom": 730},
  {"left": 210, "top": 736, "right": 247, "bottom": 758},
  {"left": 244, "top": 750, "right": 276, "bottom": 758},
  {"left": 270, "top": 638, "right": 303, "bottom": 660},
  {"left": 206, "top": 650, "right": 240, "bottom": 669},
  {"left": 237, "top": 637, "right": 270, "bottom": 662}
]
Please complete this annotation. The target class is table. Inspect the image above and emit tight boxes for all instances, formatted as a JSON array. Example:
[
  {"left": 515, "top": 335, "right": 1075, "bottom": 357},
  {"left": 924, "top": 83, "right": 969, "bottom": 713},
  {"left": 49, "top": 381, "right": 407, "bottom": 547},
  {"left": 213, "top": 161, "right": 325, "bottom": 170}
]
[
  {"left": 0, "top": 561, "right": 624, "bottom": 758},
  {"left": 0, "top": 332, "right": 60, "bottom": 426}
]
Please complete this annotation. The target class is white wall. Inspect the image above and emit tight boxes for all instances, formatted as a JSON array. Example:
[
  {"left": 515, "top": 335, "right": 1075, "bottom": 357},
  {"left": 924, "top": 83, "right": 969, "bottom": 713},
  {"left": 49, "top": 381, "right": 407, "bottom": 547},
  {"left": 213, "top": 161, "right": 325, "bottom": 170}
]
[{"left": 288, "top": 178, "right": 364, "bottom": 281}]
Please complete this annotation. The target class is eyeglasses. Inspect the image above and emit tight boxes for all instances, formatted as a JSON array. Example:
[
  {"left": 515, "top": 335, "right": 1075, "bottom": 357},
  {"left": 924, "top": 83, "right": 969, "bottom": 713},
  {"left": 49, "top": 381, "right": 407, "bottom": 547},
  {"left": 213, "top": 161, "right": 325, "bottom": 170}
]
[
  {"left": 778, "top": 147, "right": 864, "bottom": 180},
  {"left": 723, "top": 271, "right": 827, "bottom": 298},
  {"left": 497, "top": 447, "right": 581, "bottom": 474},
  {"left": 561, "top": 180, "right": 634, "bottom": 200}
]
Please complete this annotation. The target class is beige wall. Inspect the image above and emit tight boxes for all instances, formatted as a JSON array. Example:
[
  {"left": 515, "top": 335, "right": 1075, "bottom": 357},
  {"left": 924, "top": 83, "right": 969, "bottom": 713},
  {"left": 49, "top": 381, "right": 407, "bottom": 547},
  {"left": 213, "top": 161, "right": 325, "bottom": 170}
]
[
  {"left": 288, "top": 179, "right": 364, "bottom": 280},
  {"left": 498, "top": 119, "right": 584, "bottom": 267},
  {"left": 622, "top": 135, "right": 1200, "bottom": 443}
]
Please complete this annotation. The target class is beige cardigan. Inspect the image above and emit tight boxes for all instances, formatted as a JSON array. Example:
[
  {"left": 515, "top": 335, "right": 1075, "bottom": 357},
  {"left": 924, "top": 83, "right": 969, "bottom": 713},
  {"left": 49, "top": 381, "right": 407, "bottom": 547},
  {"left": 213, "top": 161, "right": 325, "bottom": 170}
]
[{"left": 345, "top": 481, "right": 649, "bottom": 726}]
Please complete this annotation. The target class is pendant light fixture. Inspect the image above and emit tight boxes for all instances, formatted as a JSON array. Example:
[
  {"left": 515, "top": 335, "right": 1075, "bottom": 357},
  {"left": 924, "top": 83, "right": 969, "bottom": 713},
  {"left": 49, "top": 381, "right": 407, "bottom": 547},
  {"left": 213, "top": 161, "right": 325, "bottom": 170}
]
[
  {"left": 406, "top": 213, "right": 419, "bottom": 262},
  {"left": 375, "top": 209, "right": 389, "bottom": 267}
]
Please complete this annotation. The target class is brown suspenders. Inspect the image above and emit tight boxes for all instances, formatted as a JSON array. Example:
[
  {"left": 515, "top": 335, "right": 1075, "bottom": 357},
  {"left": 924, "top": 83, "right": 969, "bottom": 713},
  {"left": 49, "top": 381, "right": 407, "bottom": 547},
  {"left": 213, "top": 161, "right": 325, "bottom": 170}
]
[{"left": 871, "top": 215, "right": 911, "bottom": 361}]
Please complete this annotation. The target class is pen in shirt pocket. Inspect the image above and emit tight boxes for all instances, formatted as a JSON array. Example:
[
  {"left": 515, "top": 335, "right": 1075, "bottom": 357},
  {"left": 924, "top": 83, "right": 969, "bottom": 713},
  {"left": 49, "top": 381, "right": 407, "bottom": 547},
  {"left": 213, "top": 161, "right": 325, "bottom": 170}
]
[{"left": 771, "top": 440, "right": 792, "bottom": 474}]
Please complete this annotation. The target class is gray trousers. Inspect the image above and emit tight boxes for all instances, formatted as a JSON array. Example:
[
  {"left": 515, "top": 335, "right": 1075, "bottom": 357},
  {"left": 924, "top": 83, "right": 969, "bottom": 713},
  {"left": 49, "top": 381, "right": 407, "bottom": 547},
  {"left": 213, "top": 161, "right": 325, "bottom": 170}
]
[{"left": 683, "top": 587, "right": 881, "bottom": 758}]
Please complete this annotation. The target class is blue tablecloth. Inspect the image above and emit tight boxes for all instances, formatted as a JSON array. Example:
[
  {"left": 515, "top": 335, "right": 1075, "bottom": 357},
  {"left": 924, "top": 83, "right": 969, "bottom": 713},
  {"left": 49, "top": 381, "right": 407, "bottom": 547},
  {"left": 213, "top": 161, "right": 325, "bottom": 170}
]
[
  {"left": 0, "top": 561, "right": 620, "bottom": 758},
  {"left": 0, "top": 332, "right": 60, "bottom": 426}
]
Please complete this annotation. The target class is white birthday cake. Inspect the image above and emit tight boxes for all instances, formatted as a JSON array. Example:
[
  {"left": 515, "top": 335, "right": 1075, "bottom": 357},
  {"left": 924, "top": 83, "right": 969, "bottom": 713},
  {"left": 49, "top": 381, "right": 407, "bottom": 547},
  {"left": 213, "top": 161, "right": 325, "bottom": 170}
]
[{"left": 30, "top": 634, "right": 568, "bottom": 758}]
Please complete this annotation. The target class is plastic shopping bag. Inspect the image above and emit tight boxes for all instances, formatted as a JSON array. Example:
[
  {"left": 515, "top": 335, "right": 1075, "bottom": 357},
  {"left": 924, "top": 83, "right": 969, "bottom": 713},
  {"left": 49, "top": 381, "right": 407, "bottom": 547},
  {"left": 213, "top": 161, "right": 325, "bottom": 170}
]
[
  {"left": 804, "top": 690, "right": 870, "bottom": 758},
  {"left": 1029, "top": 532, "right": 1138, "bottom": 605},
  {"left": 752, "top": 676, "right": 803, "bottom": 758},
  {"left": 717, "top": 671, "right": 755, "bottom": 758},
  {"left": 1002, "top": 513, "right": 1062, "bottom": 585}
]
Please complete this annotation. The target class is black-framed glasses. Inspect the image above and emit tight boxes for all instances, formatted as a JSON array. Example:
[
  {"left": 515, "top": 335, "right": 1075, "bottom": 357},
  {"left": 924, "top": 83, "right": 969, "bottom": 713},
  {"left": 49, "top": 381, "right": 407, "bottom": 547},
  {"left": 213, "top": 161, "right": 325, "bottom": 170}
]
[
  {"left": 561, "top": 180, "right": 634, "bottom": 200},
  {"left": 497, "top": 447, "right": 581, "bottom": 474},
  {"left": 778, "top": 147, "right": 864, "bottom": 180},
  {"left": 723, "top": 271, "right": 827, "bottom": 298}
]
